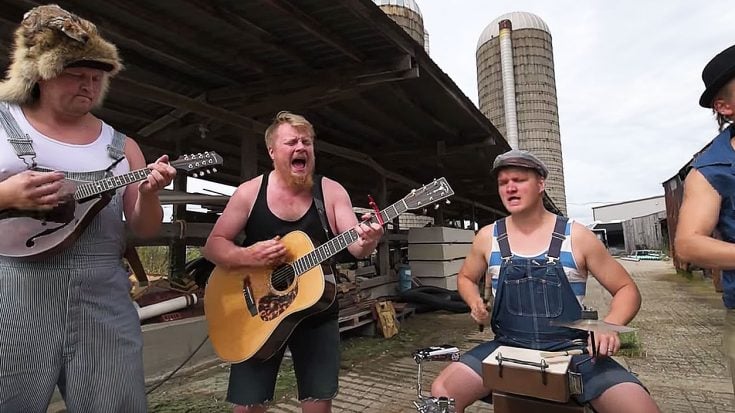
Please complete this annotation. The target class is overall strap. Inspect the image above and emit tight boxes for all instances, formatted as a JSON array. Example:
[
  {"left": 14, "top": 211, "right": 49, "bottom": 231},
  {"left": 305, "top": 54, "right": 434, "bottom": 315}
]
[
  {"left": 495, "top": 218, "right": 512, "bottom": 259},
  {"left": 547, "top": 216, "right": 569, "bottom": 260},
  {"left": 107, "top": 129, "right": 126, "bottom": 161},
  {"left": 0, "top": 102, "right": 37, "bottom": 169},
  {"left": 311, "top": 174, "right": 331, "bottom": 240}
]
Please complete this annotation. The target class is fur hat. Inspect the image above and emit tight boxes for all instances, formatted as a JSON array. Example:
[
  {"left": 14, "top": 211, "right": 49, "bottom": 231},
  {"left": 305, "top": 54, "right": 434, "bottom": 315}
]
[{"left": 0, "top": 4, "right": 123, "bottom": 104}]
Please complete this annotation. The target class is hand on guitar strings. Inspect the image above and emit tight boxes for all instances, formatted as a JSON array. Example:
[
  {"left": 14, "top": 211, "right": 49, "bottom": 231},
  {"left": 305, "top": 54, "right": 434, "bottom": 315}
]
[
  {"left": 2, "top": 170, "right": 66, "bottom": 211},
  {"left": 138, "top": 155, "right": 177, "bottom": 195},
  {"left": 355, "top": 212, "right": 385, "bottom": 252},
  {"left": 248, "top": 236, "right": 287, "bottom": 268}
]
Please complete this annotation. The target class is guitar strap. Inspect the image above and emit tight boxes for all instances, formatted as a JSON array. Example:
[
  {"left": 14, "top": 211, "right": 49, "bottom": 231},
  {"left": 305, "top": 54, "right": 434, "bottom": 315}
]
[
  {"left": 312, "top": 174, "right": 331, "bottom": 241},
  {"left": 312, "top": 174, "right": 337, "bottom": 271},
  {"left": 0, "top": 102, "right": 127, "bottom": 174}
]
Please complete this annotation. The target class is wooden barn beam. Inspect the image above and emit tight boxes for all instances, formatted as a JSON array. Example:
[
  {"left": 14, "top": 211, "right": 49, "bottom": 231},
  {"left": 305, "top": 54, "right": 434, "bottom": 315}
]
[
  {"left": 259, "top": 0, "right": 364, "bottom": 63},
  {"left": 208, "top": 55, "right": 415, "bottom": 102}
]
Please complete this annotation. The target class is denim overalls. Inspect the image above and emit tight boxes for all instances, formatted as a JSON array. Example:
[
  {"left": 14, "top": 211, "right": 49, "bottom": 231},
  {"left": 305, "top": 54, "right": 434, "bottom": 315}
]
[
  {"left": 460, "top": 215, "right": 644, "bottom": 403},
  {"left": 0, "top": 102, "right": 146, "bottom": 412},
  {"left": 491, "top": 216, "right": 587, "bottom": 350}
]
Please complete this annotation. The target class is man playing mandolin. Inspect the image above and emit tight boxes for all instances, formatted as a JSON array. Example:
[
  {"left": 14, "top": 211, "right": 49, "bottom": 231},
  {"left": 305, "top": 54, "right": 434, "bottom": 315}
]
[
  {"left": 0, "top": 5, "right": 176, "bottom": 412},
  {"left": 430, "top": 150, "right": 660, "bottom": 412},
  {"left": 203, "top": 111, "right": 384, "bottom": 413}
]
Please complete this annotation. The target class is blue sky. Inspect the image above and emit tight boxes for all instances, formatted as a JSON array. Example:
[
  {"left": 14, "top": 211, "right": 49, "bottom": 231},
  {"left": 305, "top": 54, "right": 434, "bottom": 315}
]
[{"left": 417, "top": 0, "right": 734, "bottom": 223}]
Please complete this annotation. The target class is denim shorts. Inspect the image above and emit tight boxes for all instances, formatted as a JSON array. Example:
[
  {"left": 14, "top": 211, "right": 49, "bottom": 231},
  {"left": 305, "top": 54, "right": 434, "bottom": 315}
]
[
  {"left": 460, "top": 339, "right": 646, "bottom": 404},
  {"left": 227, "top": 315, "right": 340, "bottom": 406}
]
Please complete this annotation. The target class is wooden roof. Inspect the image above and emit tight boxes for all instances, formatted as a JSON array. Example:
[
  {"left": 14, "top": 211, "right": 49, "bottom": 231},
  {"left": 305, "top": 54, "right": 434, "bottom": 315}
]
[{"left": 0, "top": 0, "right": 532, "bottom": 225}]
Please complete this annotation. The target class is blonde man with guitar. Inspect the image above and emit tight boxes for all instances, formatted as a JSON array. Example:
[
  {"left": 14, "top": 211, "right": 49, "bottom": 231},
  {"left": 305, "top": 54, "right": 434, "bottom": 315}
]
[
  {"left": 204, "top": 111, "right": 384, "bottom": 413},
  {"left": 0, "top": 5, "right": 176, "bottom": 413}
]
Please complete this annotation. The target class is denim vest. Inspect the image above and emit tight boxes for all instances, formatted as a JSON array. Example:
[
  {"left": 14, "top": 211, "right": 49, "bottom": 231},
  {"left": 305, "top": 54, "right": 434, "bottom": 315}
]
[
  {"left": 692, "top": 124, "right": 735, "bottom": 308},
  {"left": 490, "top": 216, "right": 588, "bottom": 350}
]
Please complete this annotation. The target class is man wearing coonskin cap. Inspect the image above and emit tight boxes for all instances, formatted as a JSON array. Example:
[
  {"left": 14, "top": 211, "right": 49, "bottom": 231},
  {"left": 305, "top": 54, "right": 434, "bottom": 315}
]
[{"left": 0, "top": 5, "right": 175, "bottom": 412}]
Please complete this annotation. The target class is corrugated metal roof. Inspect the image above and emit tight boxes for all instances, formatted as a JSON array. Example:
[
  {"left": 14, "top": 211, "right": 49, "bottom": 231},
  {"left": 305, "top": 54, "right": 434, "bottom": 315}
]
[
  {"left": 0, "top": 0, "right": 517, "bottom": 223},
  {"left": 477, "top": 11, "right": 551, "bottom": 50}
]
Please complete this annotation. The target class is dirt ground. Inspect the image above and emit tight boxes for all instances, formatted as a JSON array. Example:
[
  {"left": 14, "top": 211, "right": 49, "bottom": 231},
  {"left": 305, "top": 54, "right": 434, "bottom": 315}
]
[{"left": 51, "top": 260, "right": 735, "bottom": 412}]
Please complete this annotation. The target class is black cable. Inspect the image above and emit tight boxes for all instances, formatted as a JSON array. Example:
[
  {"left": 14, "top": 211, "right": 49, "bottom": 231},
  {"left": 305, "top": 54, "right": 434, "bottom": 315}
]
[{"left": 145, "top": 334, "right": 210, "bottom": 395}]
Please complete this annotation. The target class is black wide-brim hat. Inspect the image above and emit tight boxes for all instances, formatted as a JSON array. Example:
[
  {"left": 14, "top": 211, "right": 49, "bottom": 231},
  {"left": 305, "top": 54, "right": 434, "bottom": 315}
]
[{"left": 700, "top": 44, "right": 735, "bottom": 108}]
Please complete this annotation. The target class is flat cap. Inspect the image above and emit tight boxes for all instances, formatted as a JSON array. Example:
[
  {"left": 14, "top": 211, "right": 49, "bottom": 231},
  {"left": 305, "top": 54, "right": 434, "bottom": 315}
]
[{"left": 492, "top": 149, "right": 549, "bottom": 178}]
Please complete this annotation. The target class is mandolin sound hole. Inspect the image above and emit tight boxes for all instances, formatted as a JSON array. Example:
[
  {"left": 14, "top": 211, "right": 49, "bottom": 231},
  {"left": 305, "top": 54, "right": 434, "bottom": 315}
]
[{"left": 271, "top": 264, "right": 296, "bottom": 292}]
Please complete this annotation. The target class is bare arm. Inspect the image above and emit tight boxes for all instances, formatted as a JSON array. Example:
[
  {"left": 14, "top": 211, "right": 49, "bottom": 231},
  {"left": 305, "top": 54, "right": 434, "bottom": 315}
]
[
  {"left": 123, "top": 138, "right": 176, "bottom": 238},
  {"left": 576, "top": 222, "right": 641, "bottom": 325},
  {"left": 458, "top": 224, "right": 494, "bottom": 325},
  {"left": 675, "top": 169, "right": 735, "bottom": 268},
  {"left": 325, "top": 178, "right": 384, "bottom": 259},
  {"left": 203, "top": 177, "right": 286, "bottom": 269}
]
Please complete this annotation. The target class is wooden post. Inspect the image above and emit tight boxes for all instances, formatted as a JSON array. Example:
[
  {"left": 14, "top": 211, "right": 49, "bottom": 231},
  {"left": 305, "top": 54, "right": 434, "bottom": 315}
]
[
  {"left": 377, "top": 176, "right": 390, "bottom": 278},
  {"left": 169, "top": 139, "right": 188, "bottom": 281},
  {"left": 241, "top": 134, "right": 258, "bottom": 180}
]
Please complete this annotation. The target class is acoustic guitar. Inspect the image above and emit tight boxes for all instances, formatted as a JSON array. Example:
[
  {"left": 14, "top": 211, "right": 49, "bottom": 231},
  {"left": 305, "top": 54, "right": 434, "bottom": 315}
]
[
  {"left": 0, "top": 151, "right": 222, "bottom": 260},
  {"left": 204, "top": 177, "right": 454, "bottom": 363}
]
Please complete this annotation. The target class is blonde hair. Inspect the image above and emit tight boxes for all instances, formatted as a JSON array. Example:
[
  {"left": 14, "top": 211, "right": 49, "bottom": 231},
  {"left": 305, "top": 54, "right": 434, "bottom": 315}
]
[{"left": 264, "top": 111, "right": 315, "bottom": 147}]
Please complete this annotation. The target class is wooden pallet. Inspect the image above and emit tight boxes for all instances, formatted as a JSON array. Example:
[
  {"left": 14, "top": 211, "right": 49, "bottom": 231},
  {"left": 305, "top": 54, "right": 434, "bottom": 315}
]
[{"left": 338, "top": 309, "right": 374, "bottom": 332}]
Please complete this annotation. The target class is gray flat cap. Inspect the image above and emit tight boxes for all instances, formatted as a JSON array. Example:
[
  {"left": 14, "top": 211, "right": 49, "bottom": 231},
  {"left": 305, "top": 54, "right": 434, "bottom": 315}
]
[{"left": 491, "top": 149, "right": 549, "bottom": 178}]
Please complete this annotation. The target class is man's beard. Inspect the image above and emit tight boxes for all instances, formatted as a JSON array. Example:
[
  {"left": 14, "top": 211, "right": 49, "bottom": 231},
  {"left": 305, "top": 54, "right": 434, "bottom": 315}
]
[
  {"left": 275, "top": 161, "right": 314, "bottom": 191},
  {"left": 286, "top": 172, "right": 313, "bottom": 191}
]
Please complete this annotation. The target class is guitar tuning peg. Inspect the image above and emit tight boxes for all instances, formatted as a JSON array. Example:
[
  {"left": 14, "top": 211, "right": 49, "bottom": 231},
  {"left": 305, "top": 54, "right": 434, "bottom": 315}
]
[
  {"left": 422, "top": 208, "right": 427, "bottom": 215},
  {"left": 434, "top": 204, "right": 440, "bottom": 210},
  {"left": 205, "top": 169, "right": 211, "bottom": 174},
  {"left": 445, "top": 200, "right": 451, "bottom": 205},
  {"left": 212, "top": 167, "right": 218, "bottom": 173}
]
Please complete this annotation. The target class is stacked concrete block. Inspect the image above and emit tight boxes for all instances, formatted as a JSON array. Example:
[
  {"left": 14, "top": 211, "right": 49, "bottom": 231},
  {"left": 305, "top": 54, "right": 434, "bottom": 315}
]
[{"left": 407, "top": 227, "right": 474, "bottom": 290}]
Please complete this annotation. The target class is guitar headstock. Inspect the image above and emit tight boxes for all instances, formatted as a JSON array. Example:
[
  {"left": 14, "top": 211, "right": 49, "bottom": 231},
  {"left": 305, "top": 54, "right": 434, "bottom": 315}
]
[
  {"left": 403, "top": 177, "right": 454, "bottom": 210},
  {"left": 170, "top": 152, "right": 223, "bottom": 177}
]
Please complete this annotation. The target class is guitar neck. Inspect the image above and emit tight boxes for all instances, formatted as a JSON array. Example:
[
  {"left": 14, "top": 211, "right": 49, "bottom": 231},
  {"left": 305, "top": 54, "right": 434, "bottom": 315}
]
[
  {"left": 73, "top": 168, "right": 152, "bottom": 200},
  {"left": 291, "top": 199, "right": 408, "bottom": 276}
]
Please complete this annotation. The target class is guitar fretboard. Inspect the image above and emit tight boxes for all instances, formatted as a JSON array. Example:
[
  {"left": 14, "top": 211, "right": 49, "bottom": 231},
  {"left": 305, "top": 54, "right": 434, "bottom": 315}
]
[
  {"left": 73, "top": 168, "right": 153, "bottom": 201},
  {"left": 290, "top": 200, "right": 408, "bottom": 276}
]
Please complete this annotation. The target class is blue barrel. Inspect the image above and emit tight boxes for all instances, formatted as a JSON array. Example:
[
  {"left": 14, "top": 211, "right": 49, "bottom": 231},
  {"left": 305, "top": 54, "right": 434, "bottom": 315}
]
[{"left": 398, "top": 265, "right": 412, "bottom": 292}]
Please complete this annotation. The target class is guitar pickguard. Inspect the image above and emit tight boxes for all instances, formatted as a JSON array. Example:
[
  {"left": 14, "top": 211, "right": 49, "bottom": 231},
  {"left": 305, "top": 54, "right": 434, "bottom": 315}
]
[{"left": 257, "top": 284, "right": 299, "bottom": 321}]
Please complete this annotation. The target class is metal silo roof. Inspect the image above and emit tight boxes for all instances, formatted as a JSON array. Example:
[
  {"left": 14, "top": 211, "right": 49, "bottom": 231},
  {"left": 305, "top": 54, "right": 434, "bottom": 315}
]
[
  {"left": 372, "top": 0, "right": 422, "bottom": 16},
  {"left": 476, "top": 11, "right": 550, "bottom": 50}
]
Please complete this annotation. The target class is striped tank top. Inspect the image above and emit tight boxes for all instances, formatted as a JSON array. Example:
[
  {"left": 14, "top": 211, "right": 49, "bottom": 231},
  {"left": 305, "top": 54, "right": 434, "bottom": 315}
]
[{"left": 487, "top": 219, "right": 588, "bottom": 305}]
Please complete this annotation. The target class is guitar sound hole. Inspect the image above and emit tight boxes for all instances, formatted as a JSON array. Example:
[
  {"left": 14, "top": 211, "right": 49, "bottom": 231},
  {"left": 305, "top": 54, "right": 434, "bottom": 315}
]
[{"left": 271, "top": 264, "right": 295, "bottom": 292}]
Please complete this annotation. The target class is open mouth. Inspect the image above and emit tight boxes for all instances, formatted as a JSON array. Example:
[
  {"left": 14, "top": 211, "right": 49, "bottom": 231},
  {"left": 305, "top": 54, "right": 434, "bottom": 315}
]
[
  {"left": 291, "top": 157, "right": 307, "bottom": 171},
  {"left": 506, "top": 196, "right": 521, "bottom": 204}
]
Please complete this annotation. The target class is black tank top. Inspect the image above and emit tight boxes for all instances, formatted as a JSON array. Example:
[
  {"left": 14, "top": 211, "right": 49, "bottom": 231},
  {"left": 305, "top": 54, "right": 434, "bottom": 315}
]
[
  {"left": 242, "top": 172, "right": 339, "bottom": 318},
  {"left": 242, "top": 172, "right": 333, "bottom": 247}
]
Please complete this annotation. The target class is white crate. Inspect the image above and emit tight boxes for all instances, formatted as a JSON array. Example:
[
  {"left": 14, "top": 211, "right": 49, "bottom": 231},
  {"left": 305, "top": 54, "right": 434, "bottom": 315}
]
[
  {"left": 408, "top": 227, "right": 474, "bottom": 244},
  {"left": 408, "top": 243, "right": 471, "bottom": 260},
  {"left": 410, "top": 259, "right": 465, "bottom": 278}
]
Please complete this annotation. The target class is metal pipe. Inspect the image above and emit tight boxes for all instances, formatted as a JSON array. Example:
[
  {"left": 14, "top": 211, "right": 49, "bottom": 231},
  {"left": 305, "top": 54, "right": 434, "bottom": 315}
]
[{"left": 498, "top": 19, "right": 519, "bottom": 149}]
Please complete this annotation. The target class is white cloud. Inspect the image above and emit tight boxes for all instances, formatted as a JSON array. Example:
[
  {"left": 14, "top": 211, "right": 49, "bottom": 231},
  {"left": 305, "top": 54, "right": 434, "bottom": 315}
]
[{"left": 418, "top": 0, "right": 734, "bottom": 224}]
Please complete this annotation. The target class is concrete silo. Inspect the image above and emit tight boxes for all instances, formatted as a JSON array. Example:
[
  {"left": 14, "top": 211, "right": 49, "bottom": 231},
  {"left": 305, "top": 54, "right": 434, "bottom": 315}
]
[
  {"left": 373, "top": 0, "right": 429, "bottom": 52},
  {"left": 476, "top": 12, "right": 567, "bottom": 215}
]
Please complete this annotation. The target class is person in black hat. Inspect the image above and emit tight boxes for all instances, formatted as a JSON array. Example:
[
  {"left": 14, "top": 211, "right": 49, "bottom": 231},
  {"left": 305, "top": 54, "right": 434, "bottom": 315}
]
[
  {"left": 430, "top": 149, "right": 660, "bottom": 412},
  {"left": 676, "top": 44, "right": 735, "bottom": 391},
  {"left": 0, "top": 5, "right": 176, "bottom": 412}
]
